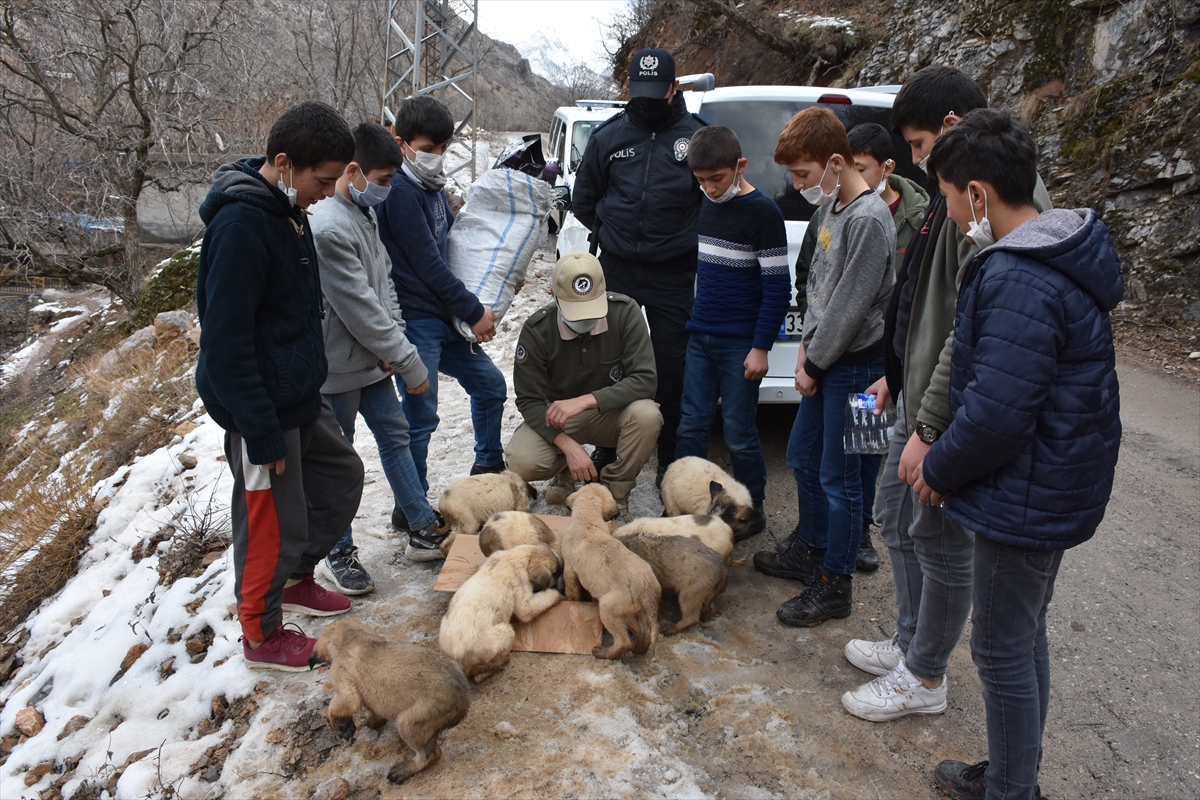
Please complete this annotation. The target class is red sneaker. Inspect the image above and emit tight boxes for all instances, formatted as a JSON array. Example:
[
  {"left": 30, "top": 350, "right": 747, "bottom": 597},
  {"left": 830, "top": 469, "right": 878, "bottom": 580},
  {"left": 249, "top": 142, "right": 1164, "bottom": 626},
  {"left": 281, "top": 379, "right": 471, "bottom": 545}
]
[
  {"left": 282, "top": 574, "right": 352, "bottom": 616},
  {"left": 242, "top": 623, "right": 316, "bottom": 672}
]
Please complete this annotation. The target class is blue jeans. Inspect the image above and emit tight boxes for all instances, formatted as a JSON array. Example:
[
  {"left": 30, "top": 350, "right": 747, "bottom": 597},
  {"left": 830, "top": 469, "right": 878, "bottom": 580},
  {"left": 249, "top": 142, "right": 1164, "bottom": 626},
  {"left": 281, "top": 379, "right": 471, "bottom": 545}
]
[
  {"left": 325, "top": 378, "right": 437, "bottom": 547},
  {"left": 397, "top": 317, "right": 507, "bottom": 491},
  {"left": 675, "top": 333, "right": 766, "bottom": 502},
  {"left": 877, "top": 395, "right": 974, "bottom": 681},
  {"left": 786, "top": 356, "right": 884, "bottom": 576},
  {"left": 972, "top": 534, "right": 1064, "bottom": 800}
]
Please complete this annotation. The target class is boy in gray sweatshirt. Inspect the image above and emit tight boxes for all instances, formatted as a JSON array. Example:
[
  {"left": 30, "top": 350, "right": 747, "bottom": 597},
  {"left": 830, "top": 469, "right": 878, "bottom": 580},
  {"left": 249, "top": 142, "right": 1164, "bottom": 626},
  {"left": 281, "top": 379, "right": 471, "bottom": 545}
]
[
  {"left": 754, "top": 107, "right": 895, "bottom": 627},
  {"left": 310, "top": 124, "right": 447, "bottom": 592}
]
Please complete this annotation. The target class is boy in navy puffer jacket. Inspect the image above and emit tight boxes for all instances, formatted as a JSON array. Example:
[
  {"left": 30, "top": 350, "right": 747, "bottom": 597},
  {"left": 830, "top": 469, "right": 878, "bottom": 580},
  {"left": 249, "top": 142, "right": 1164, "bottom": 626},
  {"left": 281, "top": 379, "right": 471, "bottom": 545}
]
[{"left": 911, "top": 109, "right": 1122, "bottom": 800}]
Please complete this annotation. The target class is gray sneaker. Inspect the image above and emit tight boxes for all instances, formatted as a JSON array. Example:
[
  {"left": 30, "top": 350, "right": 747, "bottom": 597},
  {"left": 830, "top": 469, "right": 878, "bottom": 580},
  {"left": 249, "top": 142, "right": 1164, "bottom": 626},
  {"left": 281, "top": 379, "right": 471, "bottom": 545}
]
[{"left": 318, "top": 545, "right": 375, "bottom": 595}]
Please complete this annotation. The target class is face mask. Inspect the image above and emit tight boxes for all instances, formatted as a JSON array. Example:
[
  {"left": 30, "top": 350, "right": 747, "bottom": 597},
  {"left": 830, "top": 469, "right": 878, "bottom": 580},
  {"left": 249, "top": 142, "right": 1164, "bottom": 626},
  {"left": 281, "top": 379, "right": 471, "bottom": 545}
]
[
  {"left": 627, "top": 96, "right": 672, "bottom": 129},
  {"left": 917, "top": 125, "right": 948, "bottom": 175},
  {"left": 349, "top": 173, "right": 391, "bottom": 207},
  {"left": 876, "top": 161, "right": 893, "bottom": 194},
  {"left": 705, "top": 174, "right": 743, "bottom": 204},
  {"left": 966, "top": 187, "right": 995, "bottom": 248},
  {"left": 559, "top": 302, "right": 600, "bottom": 334},
  {"left": 403, "top": 143, "right": 447, "bottom": 191},
  {"left": 277, "top": 164, "right": 297, "bottom": 206},
  {"left": 799, "top": 161, "right": 838, "bottom": 207}
]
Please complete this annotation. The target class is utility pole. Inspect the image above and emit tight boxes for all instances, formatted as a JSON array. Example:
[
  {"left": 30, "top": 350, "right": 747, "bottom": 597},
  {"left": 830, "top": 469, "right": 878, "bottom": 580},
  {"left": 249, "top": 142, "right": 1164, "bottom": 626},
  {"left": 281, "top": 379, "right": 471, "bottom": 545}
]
[{"left": 382, "top": 0, "right": 479, "bottom": 181}]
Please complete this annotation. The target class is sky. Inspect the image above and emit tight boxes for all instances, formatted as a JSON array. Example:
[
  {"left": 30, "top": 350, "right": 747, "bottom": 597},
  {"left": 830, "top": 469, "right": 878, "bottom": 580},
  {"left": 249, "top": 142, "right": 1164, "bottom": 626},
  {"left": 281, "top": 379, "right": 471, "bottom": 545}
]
[{"left": 475, "top": 0, "right": 628, "bottom": 72}]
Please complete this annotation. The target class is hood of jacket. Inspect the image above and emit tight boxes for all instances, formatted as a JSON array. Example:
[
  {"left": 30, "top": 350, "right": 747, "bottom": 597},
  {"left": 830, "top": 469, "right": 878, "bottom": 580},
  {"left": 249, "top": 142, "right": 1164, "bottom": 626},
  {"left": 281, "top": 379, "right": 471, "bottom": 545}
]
[
  {"left": 984, "top": 208, "right": 1124, "bottom": 312},
  {"left": 199, "top": 157, "right": 292, "bottom": 225},
  {"left": 889, "top": 174, "right": 930, "bottom": 231}
]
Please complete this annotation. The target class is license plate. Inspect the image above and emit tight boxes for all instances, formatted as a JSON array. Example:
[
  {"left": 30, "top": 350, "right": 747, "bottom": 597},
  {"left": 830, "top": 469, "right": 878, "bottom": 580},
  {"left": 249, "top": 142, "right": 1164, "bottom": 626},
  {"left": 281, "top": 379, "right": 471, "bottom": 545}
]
[{"left": 778, "top": 311, "right": 802, "bottom": 340}]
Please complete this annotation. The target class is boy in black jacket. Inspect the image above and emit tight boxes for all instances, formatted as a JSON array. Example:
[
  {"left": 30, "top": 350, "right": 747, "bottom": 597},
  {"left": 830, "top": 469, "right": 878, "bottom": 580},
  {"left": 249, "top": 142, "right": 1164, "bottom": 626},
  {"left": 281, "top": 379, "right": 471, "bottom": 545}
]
[{"left": 196, "top": 102, "right": 365, "bottom": 672}]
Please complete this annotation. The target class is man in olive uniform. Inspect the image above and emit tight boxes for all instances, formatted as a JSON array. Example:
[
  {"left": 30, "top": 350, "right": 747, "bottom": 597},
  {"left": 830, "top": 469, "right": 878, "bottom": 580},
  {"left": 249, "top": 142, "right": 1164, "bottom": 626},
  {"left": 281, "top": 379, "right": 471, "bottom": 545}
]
[{"left": 505, "top": 252, "right": 662, "bottom": 516}]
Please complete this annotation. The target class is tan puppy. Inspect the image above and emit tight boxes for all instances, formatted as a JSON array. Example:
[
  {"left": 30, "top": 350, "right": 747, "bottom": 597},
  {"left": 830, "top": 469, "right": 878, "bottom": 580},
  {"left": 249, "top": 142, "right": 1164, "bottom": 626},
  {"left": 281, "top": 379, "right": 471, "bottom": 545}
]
[
  {"left": 439, "top": 543, "right": 561, "bottom": 681},
  {"left": 660, "top": 457, "right": 757, "bottom": 540},
  {"left": 562, "top": 483, "right": 660, "bottom": 659},
  {"left": 613, "top": 514, "right": 744, "bottom": 566},
  {"left": 311, "top": 619, "right": 469, "bottom": 784},
  {"left": 615, "top": 530, "right": 729, "bottom": 634},
  {"left": 437, "top": 470, "right": 537, "bottom": 553},
  {"left": 478, "top": 511, "right": 562, "bottom": 562}
]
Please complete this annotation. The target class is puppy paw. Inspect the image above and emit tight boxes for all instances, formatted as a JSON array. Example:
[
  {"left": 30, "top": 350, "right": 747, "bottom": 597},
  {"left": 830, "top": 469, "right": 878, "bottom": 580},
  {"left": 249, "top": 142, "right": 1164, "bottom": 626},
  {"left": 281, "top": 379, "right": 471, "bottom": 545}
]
[{"left": 336, "top": 718, "right": 356, "bottom": 740}]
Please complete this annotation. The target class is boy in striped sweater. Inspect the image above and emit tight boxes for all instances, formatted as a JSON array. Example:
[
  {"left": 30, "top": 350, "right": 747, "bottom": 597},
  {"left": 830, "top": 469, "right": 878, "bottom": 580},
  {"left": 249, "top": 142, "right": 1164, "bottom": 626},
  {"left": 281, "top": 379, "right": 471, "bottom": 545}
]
[{"left": 675, "top": 126, "right": 790, "bottom": 539}]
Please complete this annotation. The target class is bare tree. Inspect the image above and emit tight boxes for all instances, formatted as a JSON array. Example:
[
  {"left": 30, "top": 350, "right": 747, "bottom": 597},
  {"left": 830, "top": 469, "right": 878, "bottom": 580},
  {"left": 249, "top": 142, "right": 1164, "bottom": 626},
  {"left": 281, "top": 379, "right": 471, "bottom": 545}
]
[
  {"left": 289, "top": 0, "right": 385, "bottom": 126},
  {"left": 0, "top": 0, "right": 237, "bottom": 306}
]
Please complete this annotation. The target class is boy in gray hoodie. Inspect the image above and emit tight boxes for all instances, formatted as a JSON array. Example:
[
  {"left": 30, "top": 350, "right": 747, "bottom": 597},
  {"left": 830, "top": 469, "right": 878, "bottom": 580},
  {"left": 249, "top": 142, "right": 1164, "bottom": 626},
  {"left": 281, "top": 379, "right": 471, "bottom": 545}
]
[{"left": 310, "top": 124, "right": 446, "bottom": 587}]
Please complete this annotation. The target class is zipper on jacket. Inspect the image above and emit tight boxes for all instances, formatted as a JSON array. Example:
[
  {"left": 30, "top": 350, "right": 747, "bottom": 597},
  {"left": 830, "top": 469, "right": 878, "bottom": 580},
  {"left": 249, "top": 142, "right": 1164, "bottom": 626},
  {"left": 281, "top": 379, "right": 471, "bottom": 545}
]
[{"left": 634, "top": 132, "right": 656, "bottom": 259}]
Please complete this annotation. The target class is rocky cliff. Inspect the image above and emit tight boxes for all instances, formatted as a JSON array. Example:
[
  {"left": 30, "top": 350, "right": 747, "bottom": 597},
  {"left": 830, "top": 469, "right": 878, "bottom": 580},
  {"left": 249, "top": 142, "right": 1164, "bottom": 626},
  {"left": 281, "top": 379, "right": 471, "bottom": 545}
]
[{"left": 617, "top": 0, "right": 1199, "bottom": 319}]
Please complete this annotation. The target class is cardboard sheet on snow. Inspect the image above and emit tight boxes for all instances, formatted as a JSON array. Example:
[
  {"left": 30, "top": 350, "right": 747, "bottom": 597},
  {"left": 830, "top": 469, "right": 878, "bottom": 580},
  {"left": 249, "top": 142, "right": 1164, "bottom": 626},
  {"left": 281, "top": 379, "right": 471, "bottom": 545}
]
[{"left": 432, "top": 517, "right": 602, "bottom": 655}]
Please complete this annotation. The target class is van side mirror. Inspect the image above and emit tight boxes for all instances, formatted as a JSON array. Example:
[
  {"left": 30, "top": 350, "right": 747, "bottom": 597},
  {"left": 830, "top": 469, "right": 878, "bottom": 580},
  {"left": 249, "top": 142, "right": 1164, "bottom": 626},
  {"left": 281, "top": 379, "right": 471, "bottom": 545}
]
[{"left": 551, "top": 185, "right": 571, "bottom": 211}]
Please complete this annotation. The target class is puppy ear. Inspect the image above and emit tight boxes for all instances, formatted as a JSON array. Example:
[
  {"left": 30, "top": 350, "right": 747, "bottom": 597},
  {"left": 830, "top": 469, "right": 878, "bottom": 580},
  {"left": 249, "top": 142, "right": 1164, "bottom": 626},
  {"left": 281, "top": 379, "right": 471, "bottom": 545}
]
[
  {"left": 525, "top": 480, "right": 537, "bottom": 502},
  {"left": 605, "top": 496, "right": 619, "bottom": 521},
  {"left": 565, "top": 490, "right": 578, "bottom": 508},
  {"left": 708, "top": 481, "right": 727, "bottom": 513},
  {"left": 529, "top": 564, "right": 554, "bottom": 592}
]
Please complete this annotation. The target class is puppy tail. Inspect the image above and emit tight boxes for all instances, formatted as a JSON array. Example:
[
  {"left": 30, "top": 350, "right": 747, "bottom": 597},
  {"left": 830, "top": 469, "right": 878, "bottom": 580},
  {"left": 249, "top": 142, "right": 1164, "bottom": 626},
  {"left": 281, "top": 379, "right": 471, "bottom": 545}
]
[{"left": 632, "top": 607, "right": 658, "bottom": 656}]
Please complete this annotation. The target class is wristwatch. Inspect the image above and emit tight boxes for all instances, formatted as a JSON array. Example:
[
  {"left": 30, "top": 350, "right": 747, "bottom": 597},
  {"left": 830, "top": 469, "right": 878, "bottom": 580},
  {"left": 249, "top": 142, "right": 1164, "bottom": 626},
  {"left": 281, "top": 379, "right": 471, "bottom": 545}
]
[{"left": 915, "top": 421, "right": 941, "bottom": 444}]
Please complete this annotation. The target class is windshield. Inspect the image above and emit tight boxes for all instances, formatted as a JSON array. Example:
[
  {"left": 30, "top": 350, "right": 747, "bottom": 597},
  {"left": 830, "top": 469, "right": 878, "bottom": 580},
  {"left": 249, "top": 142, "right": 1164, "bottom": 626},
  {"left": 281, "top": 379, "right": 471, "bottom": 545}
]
[
  {"left": 697, "top": 99, "right": 927, "bottom": 221},
  {"left": 570, "top": 121, "right": 601, "bottom": 173}
]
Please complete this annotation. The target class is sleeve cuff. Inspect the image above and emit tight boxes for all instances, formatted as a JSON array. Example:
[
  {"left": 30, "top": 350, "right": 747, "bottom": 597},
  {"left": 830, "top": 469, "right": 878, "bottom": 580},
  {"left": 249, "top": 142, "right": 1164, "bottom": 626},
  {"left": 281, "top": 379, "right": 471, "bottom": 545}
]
[
  {"left": 752, "top": 335, "right": 776, "bottom": 351},
  {"left": 243, "top": 430, "right": 287, "bottom": 465},
  {"left": 803, "top": 359, "right": 827, "bottom": 381}
]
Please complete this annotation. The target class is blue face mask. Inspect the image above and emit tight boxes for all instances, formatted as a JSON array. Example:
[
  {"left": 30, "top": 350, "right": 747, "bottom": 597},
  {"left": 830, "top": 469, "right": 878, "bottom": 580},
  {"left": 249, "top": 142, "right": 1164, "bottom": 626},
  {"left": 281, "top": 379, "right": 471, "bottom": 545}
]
[{"left": 349, "top": 174, "right": 392, "bottom": 207}]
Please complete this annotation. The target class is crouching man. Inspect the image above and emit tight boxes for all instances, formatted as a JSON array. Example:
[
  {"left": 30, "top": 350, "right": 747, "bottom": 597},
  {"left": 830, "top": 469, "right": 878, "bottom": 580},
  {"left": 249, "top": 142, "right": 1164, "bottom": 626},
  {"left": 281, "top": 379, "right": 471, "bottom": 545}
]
[{"left": 505, "top": 252, "right": 662, "bottom": 520}]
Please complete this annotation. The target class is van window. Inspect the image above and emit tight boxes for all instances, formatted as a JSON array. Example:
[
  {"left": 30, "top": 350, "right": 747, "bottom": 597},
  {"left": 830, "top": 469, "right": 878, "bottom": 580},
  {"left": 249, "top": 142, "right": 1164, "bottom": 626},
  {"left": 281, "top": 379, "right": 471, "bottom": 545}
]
[
  {"left": 570, "top": 121, "right": 601, "bottom": 173},
  {"left": 697, "top": 99, "right": 926, "bottom": 221}
]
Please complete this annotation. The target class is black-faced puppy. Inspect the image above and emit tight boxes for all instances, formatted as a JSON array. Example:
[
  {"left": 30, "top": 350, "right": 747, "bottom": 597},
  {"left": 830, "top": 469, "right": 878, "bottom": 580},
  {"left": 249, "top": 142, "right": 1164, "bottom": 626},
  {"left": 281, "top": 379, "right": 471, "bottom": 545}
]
[
  {"left": 660, "top": 456, "right": 757, "bottom": 539},
  {"left": 436, "top": 470, "right": 537, "bottom": 553},
  {"left": 311, "top": 619, "right": 469, "bottom": 784},
  {"left": 439, "top": 543, "right": 561, "bottom": 681},
  {"left": 614, "top": 530, "right": 730, "bottom": 634},
  {"left": 478, "top": 510, "right": 562, "bottom": 563},
  {"left": 562, "top": 483, "right": 661, "bottom": 659}
]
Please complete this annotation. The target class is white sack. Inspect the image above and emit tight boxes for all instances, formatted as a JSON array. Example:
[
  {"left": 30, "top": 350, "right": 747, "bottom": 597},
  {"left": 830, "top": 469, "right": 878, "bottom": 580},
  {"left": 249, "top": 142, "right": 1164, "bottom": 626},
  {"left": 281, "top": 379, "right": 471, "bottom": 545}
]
[{"left": 447, "top": 168, "right": 550, "bottom": 342}]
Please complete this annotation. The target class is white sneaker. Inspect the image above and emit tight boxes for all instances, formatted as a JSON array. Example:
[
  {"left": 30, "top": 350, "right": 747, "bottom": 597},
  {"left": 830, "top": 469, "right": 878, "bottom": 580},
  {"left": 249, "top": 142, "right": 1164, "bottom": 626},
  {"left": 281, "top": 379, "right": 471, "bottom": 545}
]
[
  {"left": 841, "top": 658, "right": 948, "bottom": 722},
  {"left": 844, "top": 634, "right": 904, "bottom": 676}
]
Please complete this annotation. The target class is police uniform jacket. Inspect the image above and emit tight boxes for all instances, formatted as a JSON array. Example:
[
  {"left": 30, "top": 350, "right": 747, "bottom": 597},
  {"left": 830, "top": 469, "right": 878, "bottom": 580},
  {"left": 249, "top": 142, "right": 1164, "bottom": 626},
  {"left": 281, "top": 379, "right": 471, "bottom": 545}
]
[
  {"left": 513, "top": 293, "right": 657, "bottom": 444},
  {"left": 571, "top": 94, "right": 705, "bottom": 263}
]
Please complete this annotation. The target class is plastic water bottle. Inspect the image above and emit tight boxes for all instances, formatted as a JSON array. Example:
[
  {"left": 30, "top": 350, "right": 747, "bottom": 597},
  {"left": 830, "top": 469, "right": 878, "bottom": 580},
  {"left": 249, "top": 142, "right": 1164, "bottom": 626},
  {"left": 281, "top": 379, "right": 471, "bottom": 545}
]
[{"left": 843, "top": 393, "right": 896, "bottom": 455}]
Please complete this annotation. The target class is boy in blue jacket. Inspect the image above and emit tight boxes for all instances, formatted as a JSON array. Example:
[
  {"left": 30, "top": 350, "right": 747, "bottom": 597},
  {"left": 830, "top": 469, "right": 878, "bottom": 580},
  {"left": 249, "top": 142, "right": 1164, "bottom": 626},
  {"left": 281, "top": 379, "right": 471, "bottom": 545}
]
[
  {"left": 675, "top": 125, "right": 789, "bottom": 538},
  {"left": 196, "top": 102, "right": 364, "bottom": 671},
  {"left": 377, "top": 96, "right": 507, "bottom": 519},
  {"left": 912, "top": 109, "right": 1122, "bottom": 800}
]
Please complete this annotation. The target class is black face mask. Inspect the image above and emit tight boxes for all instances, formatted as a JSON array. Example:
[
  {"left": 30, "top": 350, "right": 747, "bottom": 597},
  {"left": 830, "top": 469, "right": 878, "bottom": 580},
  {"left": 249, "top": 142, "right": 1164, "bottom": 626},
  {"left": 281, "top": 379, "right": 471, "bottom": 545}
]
[{"left": 627, "top": 96, "right": 672, "bottom": 130}]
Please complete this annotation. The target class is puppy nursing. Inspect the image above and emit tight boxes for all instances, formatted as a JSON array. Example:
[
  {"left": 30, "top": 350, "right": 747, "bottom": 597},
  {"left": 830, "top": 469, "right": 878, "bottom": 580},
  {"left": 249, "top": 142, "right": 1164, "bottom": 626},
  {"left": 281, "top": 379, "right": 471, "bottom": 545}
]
[
  {"left": 615, "top": 529, "right": 729, "bottom": 634},
  {"left": 312, "top": 619, "right": 469, "bottom": 784},
  {"left": 478, "top": 510, "right": 562, "bottom": 561},
  {"left": 660, "top": 456, "right": 757, "bottom": 540},
  {"left": 562, "top": 483, "right": 661, "bottom": 659},
  {"left": 437, "top": 470, "right": 537, "bottom": 553},
  {"left": 439, "top": 543, "right": 561, "bottom": 681}
]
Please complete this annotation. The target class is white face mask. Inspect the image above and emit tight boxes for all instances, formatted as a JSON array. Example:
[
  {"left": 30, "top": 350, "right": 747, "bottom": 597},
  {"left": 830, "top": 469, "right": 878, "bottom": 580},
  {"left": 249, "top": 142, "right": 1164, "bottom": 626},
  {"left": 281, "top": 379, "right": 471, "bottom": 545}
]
[
  {"left": 799, "top": 160, "right": 838, "bottom": 207},
  {"left": 349, "top": 173, "right": 392, "bottom": 207},
  {"left": 966, "top": 187, "right": 995, "bottom": 248},
  {"left": 877, "top": 176, "right": 889, "bottom": 194},
  {"left": 277, "top": 164, "right": 297, "bottom": 206},
  {"left": 705, "top": 173, "right": 743, "bottom": 204},
  {"left": 408, "top": 147, "right": 445, "bottom": 175},
  {"left": 917, "top": 124, "right": 949, "bottom": 175}
]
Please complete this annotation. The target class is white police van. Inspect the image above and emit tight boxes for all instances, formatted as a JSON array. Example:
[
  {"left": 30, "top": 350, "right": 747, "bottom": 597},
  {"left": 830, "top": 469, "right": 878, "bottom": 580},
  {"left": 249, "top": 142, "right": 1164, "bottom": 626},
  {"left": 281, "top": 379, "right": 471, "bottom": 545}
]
[
  {"left": 548, "top": 78, "right": 923, "bottom": 403},
  {"left": 545, "top": 99, "right": 624, "bottom": 257}
]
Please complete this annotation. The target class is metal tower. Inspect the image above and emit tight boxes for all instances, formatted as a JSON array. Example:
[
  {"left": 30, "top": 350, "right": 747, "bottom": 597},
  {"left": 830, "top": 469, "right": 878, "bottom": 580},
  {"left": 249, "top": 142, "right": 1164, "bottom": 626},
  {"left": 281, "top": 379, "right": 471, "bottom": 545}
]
[{"left": 382, "top": 0, "right": 479, "bottom": 181}]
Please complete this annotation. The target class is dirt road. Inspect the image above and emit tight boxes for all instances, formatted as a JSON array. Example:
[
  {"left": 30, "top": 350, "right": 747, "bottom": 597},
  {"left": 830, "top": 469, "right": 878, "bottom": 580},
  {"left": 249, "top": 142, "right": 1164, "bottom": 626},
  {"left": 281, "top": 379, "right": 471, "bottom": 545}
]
[{"left": 237, "top": 267, "right": 1198, "bottom": 799}]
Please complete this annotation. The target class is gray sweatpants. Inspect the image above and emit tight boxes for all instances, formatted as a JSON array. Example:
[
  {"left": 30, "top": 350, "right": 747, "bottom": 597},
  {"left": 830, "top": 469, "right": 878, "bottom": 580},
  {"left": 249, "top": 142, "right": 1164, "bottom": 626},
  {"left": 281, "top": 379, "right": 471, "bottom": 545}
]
[
  {"left": 226, "top": 400, "right": 364, "bottom": 643},
  {"left": 876, "top": 393, "right": 974, "bottom": 681}
]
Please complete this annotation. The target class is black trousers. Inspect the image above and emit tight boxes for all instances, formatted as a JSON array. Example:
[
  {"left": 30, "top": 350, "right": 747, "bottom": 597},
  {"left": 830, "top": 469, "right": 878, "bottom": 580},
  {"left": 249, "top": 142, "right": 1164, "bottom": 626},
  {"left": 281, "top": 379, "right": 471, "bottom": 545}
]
[{"left": 599, "top": 250, "right": 696, "bottom": 471}]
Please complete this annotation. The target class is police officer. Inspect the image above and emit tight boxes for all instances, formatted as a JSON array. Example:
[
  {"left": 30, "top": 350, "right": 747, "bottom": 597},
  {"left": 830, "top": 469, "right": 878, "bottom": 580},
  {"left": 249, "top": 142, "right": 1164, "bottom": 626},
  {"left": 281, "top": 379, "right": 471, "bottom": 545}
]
[
  {"left": 504, "top": 253, "right": 662, "bottom": 518},
  {"left": 571, "top": 47, "right": 705, "bottom": 484}
]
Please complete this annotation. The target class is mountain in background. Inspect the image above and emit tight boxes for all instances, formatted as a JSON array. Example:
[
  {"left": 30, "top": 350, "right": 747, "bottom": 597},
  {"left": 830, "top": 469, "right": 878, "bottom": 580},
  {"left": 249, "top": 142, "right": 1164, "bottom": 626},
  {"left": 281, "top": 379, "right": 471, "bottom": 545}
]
[{"left": 517, "top": 32, "right": 617, "bottom": 99}]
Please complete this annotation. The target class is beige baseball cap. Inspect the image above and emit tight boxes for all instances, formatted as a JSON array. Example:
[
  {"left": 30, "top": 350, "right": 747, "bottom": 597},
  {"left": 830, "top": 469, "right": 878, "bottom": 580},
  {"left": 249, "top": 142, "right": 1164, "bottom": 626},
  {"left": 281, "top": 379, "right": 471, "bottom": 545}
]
[{"left": 553, "top": 252, "right": 608, "bottom": 321}]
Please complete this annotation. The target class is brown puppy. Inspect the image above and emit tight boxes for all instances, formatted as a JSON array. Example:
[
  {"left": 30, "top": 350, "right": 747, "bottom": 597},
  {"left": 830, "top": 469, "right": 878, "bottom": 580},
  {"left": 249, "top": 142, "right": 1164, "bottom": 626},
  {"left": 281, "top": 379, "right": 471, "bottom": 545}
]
[
  {"left": 613, "top": 513, "right": 744, "bottom": 566},
  {"left": 614, "top": 530, "right": 730, "bottom": 634},
  {"left": 478, "top": 511, "right": 562, "bottom": 562},
  {"left": 660, "top": 457, "right": 757, "bottom": 540},
  {"left": 437, "top": 470, "right": 537, "bottom": 553},
  {"left": 439, "top": 543, "right": 561, "bottom": 681},
  {"left": 562, "top": 483, "right": 661, "bottom": 659},
  {"left": 311, "top": 619, "right": 469, "bottom": 784}
]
